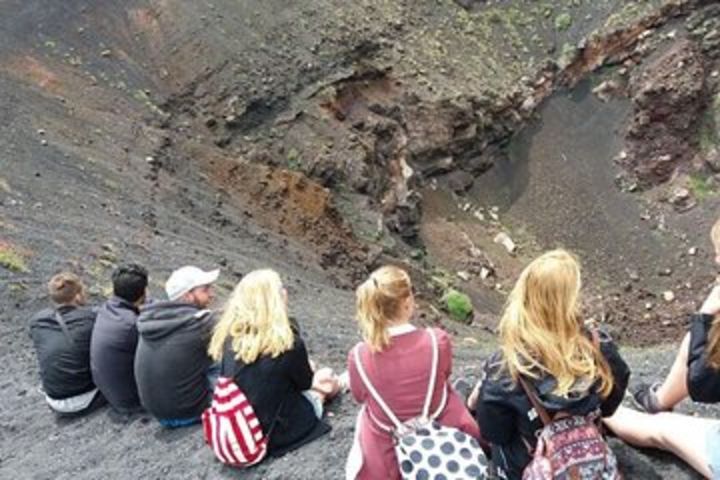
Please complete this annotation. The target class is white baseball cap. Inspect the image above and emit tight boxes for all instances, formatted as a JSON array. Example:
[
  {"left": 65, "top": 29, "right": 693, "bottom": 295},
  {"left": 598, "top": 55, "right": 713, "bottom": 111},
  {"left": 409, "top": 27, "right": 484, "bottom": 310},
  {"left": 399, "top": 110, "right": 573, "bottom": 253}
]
[{"left": 165, "top": 266, "right": 220, "bottom": 301}]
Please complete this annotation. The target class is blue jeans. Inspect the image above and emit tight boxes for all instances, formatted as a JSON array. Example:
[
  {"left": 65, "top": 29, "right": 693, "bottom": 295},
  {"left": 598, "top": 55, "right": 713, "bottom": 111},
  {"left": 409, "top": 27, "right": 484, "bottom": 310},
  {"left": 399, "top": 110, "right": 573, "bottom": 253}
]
[{"left": 158, "top": 417, "right": 200, "bottom": 428}]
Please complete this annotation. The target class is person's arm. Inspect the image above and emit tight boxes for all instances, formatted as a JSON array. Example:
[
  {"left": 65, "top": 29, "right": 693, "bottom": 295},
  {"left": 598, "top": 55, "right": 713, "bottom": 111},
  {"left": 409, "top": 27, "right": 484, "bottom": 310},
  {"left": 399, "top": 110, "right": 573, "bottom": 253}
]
[
  {"left": 347, "top": 345, "right": 366, "bottom": 404},
  {"left": 474, "top": 359, "right": 516, "bottom": 445},
  {"left": 597, "top": 330, "right": 631, "bottom": 417},
  {"left": 687, "top": 313, "right": 720, "bottom": 402},
  {"left": 475, "top": 389, "right": 517, "bottom": 445},
  {"left": 434, "top": 328, "right": 453, "bottom": 382},
  {"left": 287, "top": 336, "right": 314, "bottom": 391}
]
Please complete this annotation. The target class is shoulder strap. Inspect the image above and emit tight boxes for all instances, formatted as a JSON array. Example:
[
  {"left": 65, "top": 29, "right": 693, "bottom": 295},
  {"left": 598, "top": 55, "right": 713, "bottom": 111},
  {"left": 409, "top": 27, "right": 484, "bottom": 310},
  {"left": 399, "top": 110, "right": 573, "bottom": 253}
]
[
  {"left": 421, "top": 328, "right": 440, "bottom": 419},
  {"left": 353, "top": 328, "right": 445, "bottom": 430},
  {"left": 54, "top": 310, "right": 75, "bottom": 345},
  {"left": 591, "top": 328, "right": 601, "bottom": 349},
  {"left": 518, "top": 376, "right": 552, "bottom": 426},
  {"left": 353, "top": 345, "right": 404, "bottom": 430}
]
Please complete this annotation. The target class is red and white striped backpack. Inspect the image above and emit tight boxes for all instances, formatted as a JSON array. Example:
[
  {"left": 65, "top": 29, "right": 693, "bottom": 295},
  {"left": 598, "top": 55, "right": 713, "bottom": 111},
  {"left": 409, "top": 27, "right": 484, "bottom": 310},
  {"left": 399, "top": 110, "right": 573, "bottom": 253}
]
[{"left": 202, "top": 377, "right": 268, "bottom": 467}]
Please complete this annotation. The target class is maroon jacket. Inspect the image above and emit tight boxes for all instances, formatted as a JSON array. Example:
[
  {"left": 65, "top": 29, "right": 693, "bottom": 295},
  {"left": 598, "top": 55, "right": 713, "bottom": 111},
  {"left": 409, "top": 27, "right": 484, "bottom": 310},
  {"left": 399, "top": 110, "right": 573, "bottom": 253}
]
[{"left": 348, "top": 327, "right": 481, "bottom": 480}]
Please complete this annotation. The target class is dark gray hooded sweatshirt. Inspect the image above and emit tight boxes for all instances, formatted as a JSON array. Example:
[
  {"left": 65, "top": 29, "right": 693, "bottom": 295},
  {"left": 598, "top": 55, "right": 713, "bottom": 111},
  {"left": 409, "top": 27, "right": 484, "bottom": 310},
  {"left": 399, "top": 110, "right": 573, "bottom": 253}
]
[{"left": 134, "top": 301, "right": 215, "bottom": 420}]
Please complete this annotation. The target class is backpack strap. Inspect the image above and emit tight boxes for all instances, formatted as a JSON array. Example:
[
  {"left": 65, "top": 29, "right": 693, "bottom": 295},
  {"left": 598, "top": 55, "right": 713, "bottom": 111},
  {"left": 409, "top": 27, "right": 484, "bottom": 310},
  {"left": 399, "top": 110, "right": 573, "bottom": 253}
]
[
  {"left": 353, "top": 328, "right": 446, "bottom": 432},
  {"left": 590, "top": 328, "right": 601, "bottom": 349},
  {"left": 518, "top": 376, "right": 552, "bottom": 426},
  {"left": 353, "top": 343, "right": 404, "bottom": 430},
  {"left": 54, "top": 310, "right": 75, "bottom": 345},
  {"left": 421, "top": 328, "right": 440, "bottom": 420}
]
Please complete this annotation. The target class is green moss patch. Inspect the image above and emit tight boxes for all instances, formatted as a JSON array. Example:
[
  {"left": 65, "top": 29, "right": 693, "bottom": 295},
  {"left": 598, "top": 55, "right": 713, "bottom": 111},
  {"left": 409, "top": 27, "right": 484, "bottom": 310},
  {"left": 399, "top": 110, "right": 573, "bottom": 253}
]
[
  {"left": 0, "top": 247, "right": 28, "bottom": 273},
  {"left": 444, "top": 288, "right": 474, "bottom": 323},
  {"left": 555, "top": 13, "right": 573, "bottom": 31}
]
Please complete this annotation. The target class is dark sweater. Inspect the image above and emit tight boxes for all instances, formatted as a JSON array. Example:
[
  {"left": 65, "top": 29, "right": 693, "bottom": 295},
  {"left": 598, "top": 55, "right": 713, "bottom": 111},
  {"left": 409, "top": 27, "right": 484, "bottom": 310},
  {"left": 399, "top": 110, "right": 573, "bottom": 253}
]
[
  {"left": 90, "top": 296, "right": 141, "bottom": 413},
  {"left": 687, "top": 313, "right": 720, "bottom": 402},
  {"left": 223, "top": 326, "right": 329, "bottom": 455},
  {"left": 134, "top": 301, "right": 215, "bottom": 420},
  {"left": 29, "top": 305, "right": 97, "bottom": 399},
  {"left": 475, "top": 329, "right": 630, "bottom": 480}
]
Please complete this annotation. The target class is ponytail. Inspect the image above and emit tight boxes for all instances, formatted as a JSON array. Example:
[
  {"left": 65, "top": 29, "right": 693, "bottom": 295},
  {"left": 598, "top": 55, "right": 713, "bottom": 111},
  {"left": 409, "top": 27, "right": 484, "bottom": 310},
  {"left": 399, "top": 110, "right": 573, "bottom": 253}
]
[{"left": 356, "top": 266, "right": 412, "bottom": 352}]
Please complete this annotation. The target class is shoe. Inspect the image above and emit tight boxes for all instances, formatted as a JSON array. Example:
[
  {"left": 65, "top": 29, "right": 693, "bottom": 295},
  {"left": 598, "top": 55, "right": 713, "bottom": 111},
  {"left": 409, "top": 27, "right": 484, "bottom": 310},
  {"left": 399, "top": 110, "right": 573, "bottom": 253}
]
[
  {"left": 632, "top": 382, "right": 669, "bottom": 413},
  {"left": 452, "top": 378, "right": 473, "bottom": 403},
  {"left": 337, "top": 371, "right": 350, "bottom": 392}
]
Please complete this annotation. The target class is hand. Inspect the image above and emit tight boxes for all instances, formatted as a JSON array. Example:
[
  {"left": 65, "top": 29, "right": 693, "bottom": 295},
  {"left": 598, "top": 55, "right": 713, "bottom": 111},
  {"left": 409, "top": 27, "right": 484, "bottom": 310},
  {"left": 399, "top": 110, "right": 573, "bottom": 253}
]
[
  {"left": 700, "top": 285, "right": 720, "bottom": 316},
  {"left": 466, "top": 381, "right": 482, "bottom": 411}
]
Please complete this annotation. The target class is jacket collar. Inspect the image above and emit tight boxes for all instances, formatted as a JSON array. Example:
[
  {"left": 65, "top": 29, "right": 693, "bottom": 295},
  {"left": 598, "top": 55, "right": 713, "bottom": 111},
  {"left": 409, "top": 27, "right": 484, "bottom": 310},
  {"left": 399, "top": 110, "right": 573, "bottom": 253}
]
[
  {"left": 388, "top": 323, "right": 416, "bottom": 337},
  {"left": 109, "top": 295, "right": 140, "bottom": 313}
]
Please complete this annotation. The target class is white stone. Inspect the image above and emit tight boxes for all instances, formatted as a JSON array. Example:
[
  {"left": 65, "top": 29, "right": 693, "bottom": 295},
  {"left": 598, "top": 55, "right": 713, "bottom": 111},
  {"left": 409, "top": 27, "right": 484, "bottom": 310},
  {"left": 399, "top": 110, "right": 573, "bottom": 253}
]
[
  {"left": 663, "top": 291, "right": 675, "bottom": 302},
  {"left": 494, "top": 232, "right": 517, "bottom": 253},
  {"left": 456, "top": 271, "right": 471, "bottom": 281}
]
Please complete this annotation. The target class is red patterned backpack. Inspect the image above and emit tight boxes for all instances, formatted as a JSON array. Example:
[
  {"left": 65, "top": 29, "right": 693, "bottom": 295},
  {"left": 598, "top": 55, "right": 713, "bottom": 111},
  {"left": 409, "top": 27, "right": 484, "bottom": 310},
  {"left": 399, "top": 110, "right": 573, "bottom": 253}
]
[
  {"left": 518, "top": 376, "right": 622, "bottom": 480},
  {"left": 202, "top": 377, "right": 268, "bottom": 467}
]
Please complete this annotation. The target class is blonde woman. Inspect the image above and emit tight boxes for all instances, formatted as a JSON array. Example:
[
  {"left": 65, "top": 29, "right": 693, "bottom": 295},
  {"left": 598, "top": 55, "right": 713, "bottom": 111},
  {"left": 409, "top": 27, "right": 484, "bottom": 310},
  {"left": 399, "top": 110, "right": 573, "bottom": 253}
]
[
  {"left": 474, "top": 250, "right": 630, "bottom": 480},
  {"left": 346, "top": 265, "right": 481, "bottom": 480},
  {"left": 208, "top": 269, "right": 342, "bottom": 456}
]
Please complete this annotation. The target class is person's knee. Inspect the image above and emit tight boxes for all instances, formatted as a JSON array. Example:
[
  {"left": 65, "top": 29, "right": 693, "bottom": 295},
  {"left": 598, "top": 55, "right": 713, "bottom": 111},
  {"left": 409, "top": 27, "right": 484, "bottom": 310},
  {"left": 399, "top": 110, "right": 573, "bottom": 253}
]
[
  {"left": 648, "top": 413, "right": 680, "bottom": 450},
  {"left": 314, "top": 367, "right": 334, "bottom": 380}
]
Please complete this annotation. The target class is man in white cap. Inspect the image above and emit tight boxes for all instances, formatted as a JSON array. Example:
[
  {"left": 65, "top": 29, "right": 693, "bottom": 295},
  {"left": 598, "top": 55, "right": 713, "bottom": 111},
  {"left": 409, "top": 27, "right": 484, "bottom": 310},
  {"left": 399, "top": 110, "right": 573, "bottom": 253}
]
[{"left": 134, "top": 266, "right": 220, "bottom": 427}]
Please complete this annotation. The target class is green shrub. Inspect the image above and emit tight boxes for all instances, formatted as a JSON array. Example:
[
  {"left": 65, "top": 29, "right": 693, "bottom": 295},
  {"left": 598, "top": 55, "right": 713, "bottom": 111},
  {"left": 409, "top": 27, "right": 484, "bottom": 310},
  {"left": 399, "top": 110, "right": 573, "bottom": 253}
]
[
  {"left": 555, "top": 13, "right": 573, "bottom": 31},
  {"left": 0, "top": 248, "right": 28, "bottom": 273},
  {"left": 444, "top": 289, "right": 473, "bottom": 323}
]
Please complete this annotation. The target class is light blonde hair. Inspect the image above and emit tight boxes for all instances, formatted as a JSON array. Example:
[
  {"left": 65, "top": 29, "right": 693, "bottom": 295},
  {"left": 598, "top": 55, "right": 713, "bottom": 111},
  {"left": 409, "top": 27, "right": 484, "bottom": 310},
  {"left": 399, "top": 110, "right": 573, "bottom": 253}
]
[
  {"left": 208, "top": 269, "right": 294, "bottom": 364},
  {"left": 356, "top": 265, "right": 412, "bottom": 352},
  {"left": 498, "top": 249, "right": 614, "bottom": 398},
  {"left": 48, "top": 272, "right": 85, "bottom": 305},
  {"left": 707, "top": 218, "right": 720, "bottom": 369}
]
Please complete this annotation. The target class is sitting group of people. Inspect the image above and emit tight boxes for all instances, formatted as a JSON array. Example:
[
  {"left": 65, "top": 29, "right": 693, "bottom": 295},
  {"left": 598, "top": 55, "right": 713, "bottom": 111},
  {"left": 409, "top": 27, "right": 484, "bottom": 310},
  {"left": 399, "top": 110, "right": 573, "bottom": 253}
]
[{"left": 28, "top": 219, "right": 720, "bottom": 479}]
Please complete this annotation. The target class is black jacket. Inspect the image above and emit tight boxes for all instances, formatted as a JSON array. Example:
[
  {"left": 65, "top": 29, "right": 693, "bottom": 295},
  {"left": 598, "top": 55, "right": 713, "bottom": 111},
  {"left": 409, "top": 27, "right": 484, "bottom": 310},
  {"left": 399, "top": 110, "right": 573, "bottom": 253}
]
[
  {"left": 134, "top": 301, "right": 215, "bottom": 420},
  {"left": 475, "top": 329, "right": 630, "bottom": 480},
  {"left": 687, "top": 313, "right": 720, "bottom": 402},
  {"left": 90, "top": 296, "right": 141, "bottom": 413},
  {"left": 224, "top": 324, "right": 329, "bottom": 455},
  {"left": 29, "top": 305, "right": 97, "bottom": 399}
]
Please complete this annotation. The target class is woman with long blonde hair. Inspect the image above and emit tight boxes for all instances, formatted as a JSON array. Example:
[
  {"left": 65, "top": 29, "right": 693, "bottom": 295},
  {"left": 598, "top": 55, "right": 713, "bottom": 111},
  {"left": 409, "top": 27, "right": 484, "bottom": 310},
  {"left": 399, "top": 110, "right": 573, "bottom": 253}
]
[
  {"left": 208, "top": 269, "right": 342, "bottom": 456},
  {"left": 474, "top": 250, "right": 630, "bottom": 479},
  {"left": 345, "top": 265, "right": 482, "bottom": 480}
]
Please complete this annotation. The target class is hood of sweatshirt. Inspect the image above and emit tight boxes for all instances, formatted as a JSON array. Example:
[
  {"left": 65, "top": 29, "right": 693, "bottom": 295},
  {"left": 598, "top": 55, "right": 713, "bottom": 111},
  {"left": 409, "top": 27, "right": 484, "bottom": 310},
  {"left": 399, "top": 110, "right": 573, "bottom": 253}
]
[
  {"left": 136, "top": 300, "right": 213, "bottom": 341},
  {"left": 481, "top": 351, "right": 603, "bottom": 416}
]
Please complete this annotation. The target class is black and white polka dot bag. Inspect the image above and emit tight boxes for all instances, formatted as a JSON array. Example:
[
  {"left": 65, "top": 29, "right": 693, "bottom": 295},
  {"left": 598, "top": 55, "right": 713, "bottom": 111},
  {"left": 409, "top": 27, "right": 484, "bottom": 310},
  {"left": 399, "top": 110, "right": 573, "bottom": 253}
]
[{"left": 353, "top": 328, "right": 489, "bottom": 480}]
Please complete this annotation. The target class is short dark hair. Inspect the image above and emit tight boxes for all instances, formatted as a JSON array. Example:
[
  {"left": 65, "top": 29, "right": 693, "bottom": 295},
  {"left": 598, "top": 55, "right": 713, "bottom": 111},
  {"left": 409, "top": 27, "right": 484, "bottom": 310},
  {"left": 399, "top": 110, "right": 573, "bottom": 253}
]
[{"left": 112, "top": 264, "right": 148, "bottom": 303}]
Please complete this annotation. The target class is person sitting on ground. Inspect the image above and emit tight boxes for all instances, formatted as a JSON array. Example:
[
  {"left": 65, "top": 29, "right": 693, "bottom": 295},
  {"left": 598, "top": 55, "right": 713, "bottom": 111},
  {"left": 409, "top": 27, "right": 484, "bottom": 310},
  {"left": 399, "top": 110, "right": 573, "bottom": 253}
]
[
  {"left": 135, "top": 265, "right": 219, "bottom": 427},
  {"left": 604, "top": 406, "right": 719, "bottom": 479},
  {"left": 605, "top": 227, "right": 720, "bottom": 480},
  {"left": 632, "top": 218, "right": 720, "bottom": 412},
  {"left": 345, "top": 265, "right": 481, "bottom": 480},
  {"left": 29, "top": 272, "right": 102, "bottom": 416},
  {"left": 473, "top": 250, "right": 630, "bottom": 480},
  {"left": 90, "top": 263, "right": 148, "bottom": 416},
  {"left": 207, "top": 269, "right": 342, "bottom": 457}
]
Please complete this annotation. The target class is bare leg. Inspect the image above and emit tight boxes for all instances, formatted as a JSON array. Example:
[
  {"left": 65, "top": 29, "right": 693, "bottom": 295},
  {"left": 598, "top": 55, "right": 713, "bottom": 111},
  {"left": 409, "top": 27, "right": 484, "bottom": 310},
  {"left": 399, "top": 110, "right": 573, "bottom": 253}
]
[
  {"left": 604, "top": 406, "right": 713, "bottom": 478},
  {"left": 311, "top": 367, "right": 341, "bottom": 403},
  {"left": 655, "top": 333, "right": 691, "bottom": 410}
]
